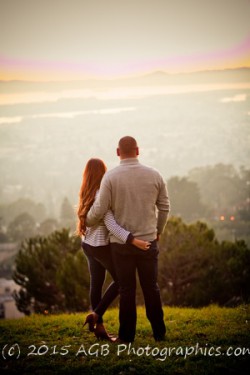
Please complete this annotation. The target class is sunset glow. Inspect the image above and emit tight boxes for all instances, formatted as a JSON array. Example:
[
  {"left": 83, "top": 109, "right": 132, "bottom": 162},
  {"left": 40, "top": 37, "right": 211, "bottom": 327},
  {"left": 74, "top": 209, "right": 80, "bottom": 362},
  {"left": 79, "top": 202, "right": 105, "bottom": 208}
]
[
  {"left": 0, "top": 37, "right": 250, "bottom": 82},
  {"left": 0, "top": 1, "right": 249, "bottom": 82}
]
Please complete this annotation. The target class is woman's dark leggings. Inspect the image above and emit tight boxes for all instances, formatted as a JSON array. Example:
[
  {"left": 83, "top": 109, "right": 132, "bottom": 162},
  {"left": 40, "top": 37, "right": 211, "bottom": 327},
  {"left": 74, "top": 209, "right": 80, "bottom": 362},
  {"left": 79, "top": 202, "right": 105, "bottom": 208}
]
[{"left": 82, "top": 242, "right": 119, "bottom": 323}]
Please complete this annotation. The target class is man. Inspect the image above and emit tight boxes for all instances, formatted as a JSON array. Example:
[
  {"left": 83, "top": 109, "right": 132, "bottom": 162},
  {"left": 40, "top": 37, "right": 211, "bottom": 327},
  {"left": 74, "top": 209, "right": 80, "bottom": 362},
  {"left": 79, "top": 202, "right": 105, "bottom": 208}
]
[{"left": 86, "top": 136, "right": 170, "bottom": 342}]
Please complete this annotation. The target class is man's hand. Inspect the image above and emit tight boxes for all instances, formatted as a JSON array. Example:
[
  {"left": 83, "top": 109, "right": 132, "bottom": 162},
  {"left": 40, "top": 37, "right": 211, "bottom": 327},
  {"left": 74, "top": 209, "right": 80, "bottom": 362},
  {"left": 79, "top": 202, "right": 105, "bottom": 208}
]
[{"left": 132, "top": 238, "right": 151, "bottom": 251}]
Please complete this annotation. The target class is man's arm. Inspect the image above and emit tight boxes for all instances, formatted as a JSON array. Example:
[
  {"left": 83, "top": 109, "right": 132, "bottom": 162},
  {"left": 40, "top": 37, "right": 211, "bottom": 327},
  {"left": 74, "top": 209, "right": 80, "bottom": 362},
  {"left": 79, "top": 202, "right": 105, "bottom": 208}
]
[
  {"left": 86, "top": 175, "right": 111, "bottom": 227},
  {"left": 156, "top": 176, "right": 170, "bottom": 236}
]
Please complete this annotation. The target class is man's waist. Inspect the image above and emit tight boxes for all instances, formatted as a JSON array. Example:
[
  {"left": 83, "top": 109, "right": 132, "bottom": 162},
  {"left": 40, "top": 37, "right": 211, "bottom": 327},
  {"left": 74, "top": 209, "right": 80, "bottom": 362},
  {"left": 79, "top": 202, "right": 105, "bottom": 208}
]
[{"left": 109, "top": 231, "right": 157, "bottom": 244}]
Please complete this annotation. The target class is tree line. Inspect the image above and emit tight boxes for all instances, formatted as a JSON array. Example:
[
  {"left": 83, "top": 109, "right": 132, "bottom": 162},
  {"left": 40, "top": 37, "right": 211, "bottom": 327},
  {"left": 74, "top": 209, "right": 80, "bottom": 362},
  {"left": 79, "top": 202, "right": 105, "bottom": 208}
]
[
  {"left": 1, "top": 163, "right": 249, "bottom": 245},
  {"left": 168, "top": 163, "right": 250, "bottom": 222},
  {"left": 0, "top": 197, "right": 76, "bottom": 243},
  {"left": 13, "top": 217, "right": 250, "bottom": 315}
]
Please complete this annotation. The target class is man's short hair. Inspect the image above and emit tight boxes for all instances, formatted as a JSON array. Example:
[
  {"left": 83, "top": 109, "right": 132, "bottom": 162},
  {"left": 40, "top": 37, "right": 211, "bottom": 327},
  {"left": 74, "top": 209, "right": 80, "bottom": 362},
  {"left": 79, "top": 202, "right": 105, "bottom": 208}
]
[{"left": 118, "top": 136, "right": 138, "bottom": 156}]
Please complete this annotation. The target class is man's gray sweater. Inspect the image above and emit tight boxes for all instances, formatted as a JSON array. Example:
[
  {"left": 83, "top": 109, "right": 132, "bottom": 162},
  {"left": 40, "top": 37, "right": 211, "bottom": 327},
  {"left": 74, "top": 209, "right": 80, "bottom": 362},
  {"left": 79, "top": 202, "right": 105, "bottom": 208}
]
[{"left": 86, "top": 158, "right": 170, "bottom": 243}]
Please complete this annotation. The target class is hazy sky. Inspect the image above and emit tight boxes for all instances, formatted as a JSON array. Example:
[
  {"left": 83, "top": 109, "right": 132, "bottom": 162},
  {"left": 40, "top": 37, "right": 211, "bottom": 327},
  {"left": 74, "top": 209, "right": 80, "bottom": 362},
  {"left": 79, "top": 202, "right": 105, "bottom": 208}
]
[{"left": 0, "top": 0, "right": 250, "bottom": 80}]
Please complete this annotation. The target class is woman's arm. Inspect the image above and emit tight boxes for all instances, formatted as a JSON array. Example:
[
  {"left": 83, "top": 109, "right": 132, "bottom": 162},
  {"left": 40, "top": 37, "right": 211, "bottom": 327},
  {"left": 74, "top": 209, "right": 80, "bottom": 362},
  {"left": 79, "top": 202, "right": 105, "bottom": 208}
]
[{"left": 104, "top": 210, "right": 150, "bottom": 250}]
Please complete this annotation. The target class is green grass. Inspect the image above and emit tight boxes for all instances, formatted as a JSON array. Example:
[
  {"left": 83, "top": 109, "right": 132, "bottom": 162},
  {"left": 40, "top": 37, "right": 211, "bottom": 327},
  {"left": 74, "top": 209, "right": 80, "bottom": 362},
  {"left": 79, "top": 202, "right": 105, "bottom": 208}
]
[{"left": 0, "top": 306, "right": 249, "bottom": 374}]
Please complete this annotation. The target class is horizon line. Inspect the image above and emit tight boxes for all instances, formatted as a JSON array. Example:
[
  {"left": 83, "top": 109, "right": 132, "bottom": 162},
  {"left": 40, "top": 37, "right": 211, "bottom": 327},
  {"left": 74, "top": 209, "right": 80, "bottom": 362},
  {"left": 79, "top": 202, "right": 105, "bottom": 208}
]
[{"left": 0, "top": 66, "right": 249, "bottom": 84}]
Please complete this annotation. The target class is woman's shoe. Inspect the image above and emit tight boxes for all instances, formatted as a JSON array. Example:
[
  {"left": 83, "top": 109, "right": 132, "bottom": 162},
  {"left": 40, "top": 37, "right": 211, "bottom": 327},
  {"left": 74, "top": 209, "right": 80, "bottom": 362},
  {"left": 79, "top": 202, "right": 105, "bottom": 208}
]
[
  {"left": 83, "top": 312, "right": 98, "bottom": 332},
  {"left": 94, "top": 323, "right": 117, "bottom": 342}
]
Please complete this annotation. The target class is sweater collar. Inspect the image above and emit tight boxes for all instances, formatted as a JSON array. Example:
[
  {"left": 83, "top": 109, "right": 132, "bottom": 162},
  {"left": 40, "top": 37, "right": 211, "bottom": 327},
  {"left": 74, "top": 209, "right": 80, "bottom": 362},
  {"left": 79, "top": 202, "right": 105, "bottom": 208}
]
[{"left": 120, "top": 158, "right": 139, "bottom": 165}]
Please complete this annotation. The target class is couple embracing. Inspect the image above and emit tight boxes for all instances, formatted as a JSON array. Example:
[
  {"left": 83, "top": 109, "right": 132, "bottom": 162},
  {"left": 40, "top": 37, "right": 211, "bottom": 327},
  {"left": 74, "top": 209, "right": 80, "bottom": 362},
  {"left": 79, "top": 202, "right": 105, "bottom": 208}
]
[{"left": 77, "top": 136, "right": 170, "bottom": 343}]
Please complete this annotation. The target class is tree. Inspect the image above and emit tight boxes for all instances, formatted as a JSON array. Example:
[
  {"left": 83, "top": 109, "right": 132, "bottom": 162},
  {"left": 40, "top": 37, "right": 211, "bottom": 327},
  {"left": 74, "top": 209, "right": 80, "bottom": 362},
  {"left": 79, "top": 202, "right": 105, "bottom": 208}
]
[
  {"left": 158, "top": 217, "right": 217, "bottom": 306},
  {"left": 167, "top": 176, "right": 206, "bottom": 221},
  {"left": 0, "top": 216, "right": 8, "bottom": 242},
  {"left": 7, "top": 213, "right": 36, "bottom": 242},
  {"left": 57, "top": 250, "right": 90, "bottom": 312},
  {"left": 38, "top": 218, "right": 59, "bottom": 236},
  {"left": 238, "top": 166, "right": 250, "bottom": 221},
  {"left": 60, "top": 197, "right": 76, "bottom": 231},
  {"left": 13, "top": 229, "right": 89, "bottom": 314},
  {"left": 188, "top": 164, "right": 242, "bottom": 215},
  {"left": 0, "top": 198, "right": 46, "bottom": 225},
  {"left": 158, "top": 216, "right": 250, "bottom": 307},
  {"left": 210, "top": 240, "right": 250, "bottom": 305}
]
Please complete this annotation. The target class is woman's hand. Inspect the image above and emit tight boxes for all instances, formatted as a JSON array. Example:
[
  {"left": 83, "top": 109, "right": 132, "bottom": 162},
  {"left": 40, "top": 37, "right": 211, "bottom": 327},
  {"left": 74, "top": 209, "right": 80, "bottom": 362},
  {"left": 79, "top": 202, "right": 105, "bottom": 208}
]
[{"left": 132, "top": 238, "right": 151, "bottom": 251}]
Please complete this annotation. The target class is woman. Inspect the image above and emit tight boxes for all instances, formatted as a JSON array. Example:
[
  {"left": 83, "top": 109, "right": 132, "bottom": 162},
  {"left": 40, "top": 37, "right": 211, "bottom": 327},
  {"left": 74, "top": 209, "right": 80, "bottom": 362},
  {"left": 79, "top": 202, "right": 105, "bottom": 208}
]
[{"left": 77, "top": 158, "right": 150, "bottom": 341}]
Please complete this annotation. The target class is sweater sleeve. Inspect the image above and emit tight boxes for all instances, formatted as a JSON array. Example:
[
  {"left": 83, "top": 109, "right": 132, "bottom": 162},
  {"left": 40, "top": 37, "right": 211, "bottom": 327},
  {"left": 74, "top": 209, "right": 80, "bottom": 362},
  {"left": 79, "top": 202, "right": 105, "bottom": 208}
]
[
  {"left": 104, "top": 210, "right": 132, "bottom": 243},
  {"left": 156, "top": 176, "right": 170, "bottom": 234}
]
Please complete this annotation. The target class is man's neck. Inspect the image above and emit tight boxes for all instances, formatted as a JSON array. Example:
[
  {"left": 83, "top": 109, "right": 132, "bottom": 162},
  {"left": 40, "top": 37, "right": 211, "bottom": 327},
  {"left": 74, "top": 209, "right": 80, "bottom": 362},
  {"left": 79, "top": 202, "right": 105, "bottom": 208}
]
[
  {"left": 119, "top": 155, "right": 138, "bottom": 160},
  {"left": 120, "top": 157, "right": 139, "bottom": 164}
]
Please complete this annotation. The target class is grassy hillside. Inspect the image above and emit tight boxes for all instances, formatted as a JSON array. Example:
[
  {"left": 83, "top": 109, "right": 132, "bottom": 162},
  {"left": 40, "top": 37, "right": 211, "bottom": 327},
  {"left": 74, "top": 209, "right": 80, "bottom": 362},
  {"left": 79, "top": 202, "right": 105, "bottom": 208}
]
[{"left": 0, "top": 306, "right": 249, "bottom": 374}]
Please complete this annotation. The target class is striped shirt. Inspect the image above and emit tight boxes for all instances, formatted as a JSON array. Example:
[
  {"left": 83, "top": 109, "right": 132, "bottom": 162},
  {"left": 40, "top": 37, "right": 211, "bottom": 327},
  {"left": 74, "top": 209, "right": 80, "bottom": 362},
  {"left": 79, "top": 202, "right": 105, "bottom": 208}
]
[{"left": 83, "top": 194, "right": 130, "bottom": 246}]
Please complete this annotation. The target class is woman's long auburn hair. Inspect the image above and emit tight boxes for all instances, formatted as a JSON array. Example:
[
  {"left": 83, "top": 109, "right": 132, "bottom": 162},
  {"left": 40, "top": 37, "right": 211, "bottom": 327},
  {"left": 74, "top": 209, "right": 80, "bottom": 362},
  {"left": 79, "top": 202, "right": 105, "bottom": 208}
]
[{"left": 77, "top": 158, "right": 107, "bottom": 236}]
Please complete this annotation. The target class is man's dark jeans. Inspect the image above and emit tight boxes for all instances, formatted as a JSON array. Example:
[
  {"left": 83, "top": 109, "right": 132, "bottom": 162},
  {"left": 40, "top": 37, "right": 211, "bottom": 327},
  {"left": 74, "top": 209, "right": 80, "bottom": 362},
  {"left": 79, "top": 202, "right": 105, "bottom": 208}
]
[
  {"left": 111, "top": 240, "right": 166, "bottom": 342},
  {"left": 82, "top": 242, "right": 119, "bottom": 323}
]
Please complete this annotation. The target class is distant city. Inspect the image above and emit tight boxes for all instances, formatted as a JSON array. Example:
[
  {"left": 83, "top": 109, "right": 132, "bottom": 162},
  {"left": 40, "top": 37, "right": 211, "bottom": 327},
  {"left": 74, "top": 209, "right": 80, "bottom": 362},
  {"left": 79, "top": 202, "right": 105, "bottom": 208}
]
[{"left": 0, "top": 68, "right": 249, "bottom": 213}]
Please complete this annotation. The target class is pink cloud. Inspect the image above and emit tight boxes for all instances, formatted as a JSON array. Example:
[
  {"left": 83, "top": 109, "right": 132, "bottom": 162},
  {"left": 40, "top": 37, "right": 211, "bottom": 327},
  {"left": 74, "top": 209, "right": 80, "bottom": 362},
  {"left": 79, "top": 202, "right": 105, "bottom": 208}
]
[{"left": 0, "top": 36, "right": 249, "bottom": 77}]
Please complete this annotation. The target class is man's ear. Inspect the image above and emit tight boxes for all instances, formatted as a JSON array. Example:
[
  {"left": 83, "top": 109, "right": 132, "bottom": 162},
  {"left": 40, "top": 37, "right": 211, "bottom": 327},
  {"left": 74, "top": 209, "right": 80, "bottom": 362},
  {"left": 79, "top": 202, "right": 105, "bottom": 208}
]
[
  {"left": 136, "top": 147, "right": 139, "bottom": 156},
  {"left": 117, "top": 148, "right": 120, "bottom": 156}
]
